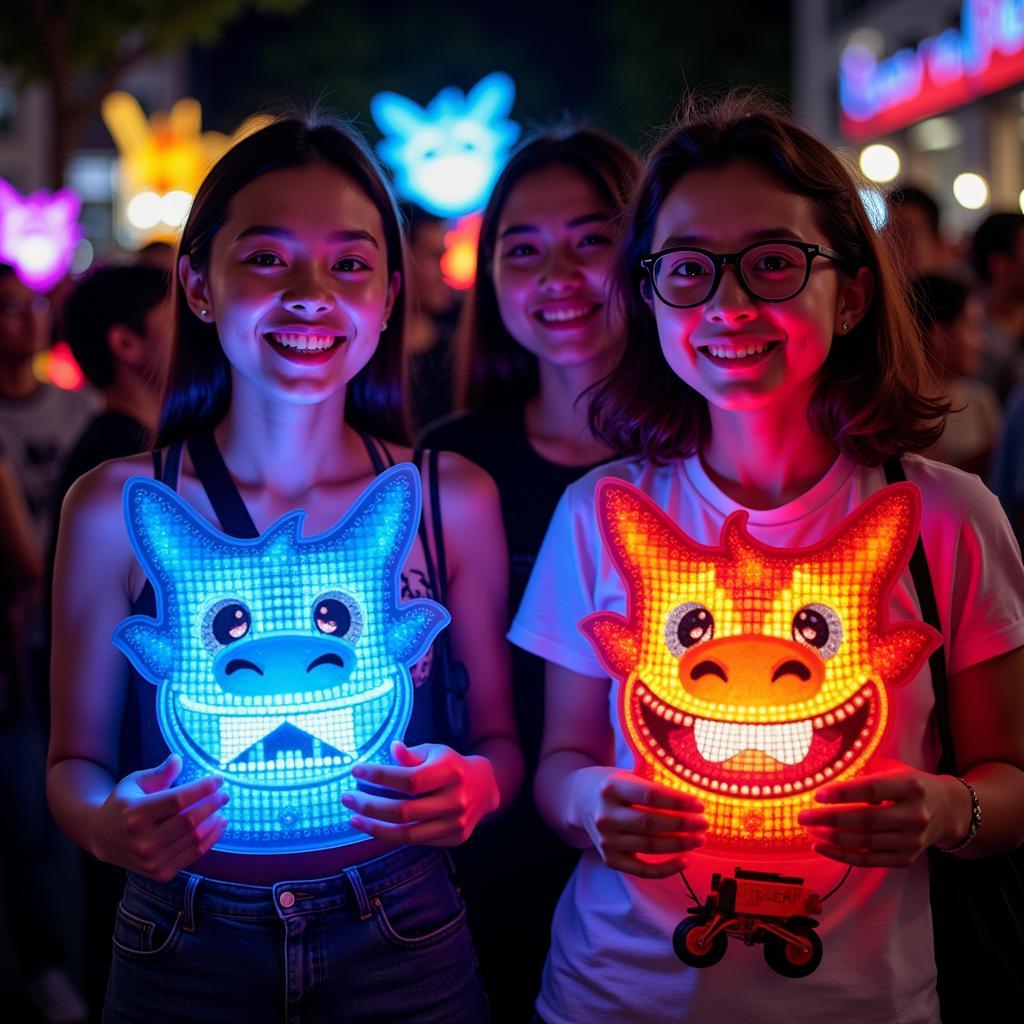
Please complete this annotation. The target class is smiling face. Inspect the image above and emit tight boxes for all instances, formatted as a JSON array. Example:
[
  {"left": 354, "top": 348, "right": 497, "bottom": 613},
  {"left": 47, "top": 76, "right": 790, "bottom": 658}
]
[
  {"left": 180, "top": 160, "right": 399, "bottom": 405},
  {"left": 491, "top": 165, "right": 621, "bottom": 371},
  {"left": 581, "top": 478, "right": 938, "bottom": 855},
  {"left": 648, "top": 162, "right": 852, "bottom": 416}
]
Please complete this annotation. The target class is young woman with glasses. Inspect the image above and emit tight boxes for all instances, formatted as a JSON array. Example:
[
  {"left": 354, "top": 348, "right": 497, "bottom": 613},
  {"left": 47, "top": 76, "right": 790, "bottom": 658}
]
[{"left": 509, "top": 94, "right": 1024, "bottom": 1022}]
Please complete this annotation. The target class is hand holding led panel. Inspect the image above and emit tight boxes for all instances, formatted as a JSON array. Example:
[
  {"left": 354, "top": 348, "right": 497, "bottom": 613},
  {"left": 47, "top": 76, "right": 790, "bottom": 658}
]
[
  {"left": 113, "top": 464, "right": 449, "bottom": 854},
  {"left": 580, "top": 479, "right": 939, "bottom": 856}
]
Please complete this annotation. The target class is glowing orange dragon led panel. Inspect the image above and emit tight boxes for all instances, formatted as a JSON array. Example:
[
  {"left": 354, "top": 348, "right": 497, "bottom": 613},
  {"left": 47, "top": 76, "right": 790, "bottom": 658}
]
[{"left": 580, "top": 480, "right": 939, "bottom": 855}]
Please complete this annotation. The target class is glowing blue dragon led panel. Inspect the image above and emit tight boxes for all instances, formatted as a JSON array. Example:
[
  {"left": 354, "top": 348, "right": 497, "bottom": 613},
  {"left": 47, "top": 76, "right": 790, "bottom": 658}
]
[
  {"left": 371, "top": 71, "right": 520, "bottom": 217},
  {"left": 113, "top": 464, "right": 449, "bottom": 854}
]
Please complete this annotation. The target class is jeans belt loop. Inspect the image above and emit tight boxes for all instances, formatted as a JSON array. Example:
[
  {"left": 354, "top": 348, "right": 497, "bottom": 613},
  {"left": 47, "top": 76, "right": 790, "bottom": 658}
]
[
  {"left": 182, "top": 873, "right": 201, "bottom": 933},
  {"left": 342, "top": 865, "right": 373, "bottom": 921}
]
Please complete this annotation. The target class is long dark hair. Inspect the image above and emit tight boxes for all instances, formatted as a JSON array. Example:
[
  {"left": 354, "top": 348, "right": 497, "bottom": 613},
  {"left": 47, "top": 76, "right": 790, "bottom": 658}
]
[
  {"left": 456, "top": 128, "right": 640, "bottom": 409},
  {"left": 591, "top": 92, "right": 947, "bottom": 464},
  {"left": 158, "top": 115, "right": 408, "bottom": 447}
]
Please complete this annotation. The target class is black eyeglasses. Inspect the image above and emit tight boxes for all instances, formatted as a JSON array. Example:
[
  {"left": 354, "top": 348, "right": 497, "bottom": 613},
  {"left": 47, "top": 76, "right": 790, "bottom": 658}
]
[{"left": 640, "top": 240, "right": 846, "bottom": 309}]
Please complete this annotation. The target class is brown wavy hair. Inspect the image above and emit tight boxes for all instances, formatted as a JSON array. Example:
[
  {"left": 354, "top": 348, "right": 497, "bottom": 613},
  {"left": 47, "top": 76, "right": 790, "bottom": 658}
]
[
  {"left": 455, "top": 128, "right": 641, "bottom": 409},
  {"left": 590, "top": 92, "right": 947, "bottom": 464},
  {"left": 159, "top": 113, "right": 408, "bottom": 447}
]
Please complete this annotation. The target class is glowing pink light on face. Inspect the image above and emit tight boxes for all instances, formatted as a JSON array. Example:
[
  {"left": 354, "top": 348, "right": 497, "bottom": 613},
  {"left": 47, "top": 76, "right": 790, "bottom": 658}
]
[{"left": 0, "top": 180, "right": 82, "bottom": 291}]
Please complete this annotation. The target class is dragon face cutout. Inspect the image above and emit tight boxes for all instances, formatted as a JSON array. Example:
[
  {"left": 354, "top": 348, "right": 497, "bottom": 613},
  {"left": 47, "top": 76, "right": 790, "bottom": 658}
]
[
  {"left": 113, "top": 465, "right": 449, "bottom": 854},
  {"left": 580, "top": 480, "right": 939, "bottom": 856}
]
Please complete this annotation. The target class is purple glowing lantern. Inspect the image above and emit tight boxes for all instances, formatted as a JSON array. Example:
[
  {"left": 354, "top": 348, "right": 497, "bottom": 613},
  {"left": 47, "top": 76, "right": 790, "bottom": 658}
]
[{"left": 0, "top": 179, "right": 82, "bottom": 291}]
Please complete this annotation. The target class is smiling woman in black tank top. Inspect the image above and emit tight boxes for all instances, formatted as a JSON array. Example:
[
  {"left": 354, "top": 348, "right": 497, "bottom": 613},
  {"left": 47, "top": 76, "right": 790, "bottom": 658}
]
[{"left": 47, "top": 115, "right": 520, "bottom": 1023}]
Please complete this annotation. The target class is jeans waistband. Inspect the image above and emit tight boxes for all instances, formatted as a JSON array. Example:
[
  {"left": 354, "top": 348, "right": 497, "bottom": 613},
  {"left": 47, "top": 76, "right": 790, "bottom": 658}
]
[{"left": 126, "top": 845, "right": 448, "bottom": 921}]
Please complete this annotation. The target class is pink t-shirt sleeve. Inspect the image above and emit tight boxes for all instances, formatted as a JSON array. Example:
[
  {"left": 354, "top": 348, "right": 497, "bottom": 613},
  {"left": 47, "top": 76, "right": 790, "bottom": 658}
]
[{"left": 508, "top": 484, "right": 608, "bottom": 678}]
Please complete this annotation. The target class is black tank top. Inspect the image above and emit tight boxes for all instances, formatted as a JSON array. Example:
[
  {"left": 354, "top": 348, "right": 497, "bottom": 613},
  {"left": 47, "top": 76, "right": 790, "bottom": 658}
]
[{"left": 118, "top": 431, "right": 464, "bottom": 777}]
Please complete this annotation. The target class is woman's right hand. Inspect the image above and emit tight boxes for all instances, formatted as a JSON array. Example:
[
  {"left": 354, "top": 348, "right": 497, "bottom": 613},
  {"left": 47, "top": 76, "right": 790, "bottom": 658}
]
[
  {"left": 91, "top": 754, "right": 229, "bottom": 881},
  {"left": 568, "top": 765, "right": 707, "bottom": 878}
]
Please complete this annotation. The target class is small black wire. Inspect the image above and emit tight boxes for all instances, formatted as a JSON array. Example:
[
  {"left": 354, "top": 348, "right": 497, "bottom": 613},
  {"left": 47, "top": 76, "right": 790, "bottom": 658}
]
[
  {"left": 678, "top": 868, "right": 701, "bottom": 906},
  {"left": 820, "top": 865, "right": 852, "bottom": 902}
]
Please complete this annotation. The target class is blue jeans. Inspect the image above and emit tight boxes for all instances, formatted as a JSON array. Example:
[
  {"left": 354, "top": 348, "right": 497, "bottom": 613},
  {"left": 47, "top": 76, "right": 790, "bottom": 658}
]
[{"left": 103, "top": 845, "right": 488, "bottom": 1023}]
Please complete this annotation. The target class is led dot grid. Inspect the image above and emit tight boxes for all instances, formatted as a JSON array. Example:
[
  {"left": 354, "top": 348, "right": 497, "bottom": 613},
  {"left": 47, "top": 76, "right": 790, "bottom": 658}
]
[
  {"left": 114, "top": 464, "right": 450, "bottom": 854},
  {"left": 580, "top": 479, "right": 938, "bottom": 855}
]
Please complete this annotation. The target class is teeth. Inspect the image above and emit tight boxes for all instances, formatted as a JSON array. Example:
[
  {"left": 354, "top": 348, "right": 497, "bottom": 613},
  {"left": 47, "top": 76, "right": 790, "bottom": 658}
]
[
  {"left": 705, "top": 343, "right": 771, "bottom": 359},
  {"left": 537, "top": 304, "right": 595, "bottom": 323},
  {"left": 693, "top": 719, "right": 813, "bottom": 765},
  {"left": 270, "top": 333, "right": 336, "bottom": 351}
]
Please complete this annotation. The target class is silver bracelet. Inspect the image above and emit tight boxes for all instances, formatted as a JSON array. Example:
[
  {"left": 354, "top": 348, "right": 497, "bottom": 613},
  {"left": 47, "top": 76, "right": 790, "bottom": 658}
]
[{"left": 935, "top": 776, "right": 982, "bottom": 853}]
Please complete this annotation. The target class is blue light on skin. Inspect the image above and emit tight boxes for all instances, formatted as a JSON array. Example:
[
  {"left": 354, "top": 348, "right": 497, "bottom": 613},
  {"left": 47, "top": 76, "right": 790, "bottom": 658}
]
[
  {"left": 113, "top": 463, "right": 450, "bottom": 854},
  {"left": 371, "top": 72, "right": 521, "bottom": 218}
]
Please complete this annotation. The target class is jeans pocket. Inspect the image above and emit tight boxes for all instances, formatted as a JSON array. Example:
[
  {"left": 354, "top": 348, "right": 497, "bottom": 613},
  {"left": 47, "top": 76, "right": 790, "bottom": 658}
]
[
  {"left": 372, "top": 857, "right": 469, "bottom": 950},
  {"left": 111, "top": 886, "right": 185, "bottom": 961}
]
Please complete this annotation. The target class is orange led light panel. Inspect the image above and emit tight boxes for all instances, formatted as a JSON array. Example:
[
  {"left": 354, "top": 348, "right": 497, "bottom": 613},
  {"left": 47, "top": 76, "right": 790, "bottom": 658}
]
[{"left": 580, "top": 480, "right": 939, "bottom": 855}]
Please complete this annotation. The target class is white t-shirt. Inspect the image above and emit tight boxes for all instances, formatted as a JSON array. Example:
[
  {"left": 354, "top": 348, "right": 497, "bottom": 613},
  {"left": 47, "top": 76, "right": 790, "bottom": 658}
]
[{"left": 509, "top": 452, "right": 1024, "bottom": 1024}]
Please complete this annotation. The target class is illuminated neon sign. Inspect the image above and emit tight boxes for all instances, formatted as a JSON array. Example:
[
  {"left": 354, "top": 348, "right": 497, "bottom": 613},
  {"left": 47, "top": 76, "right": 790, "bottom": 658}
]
[
  {"left": 840, "top": 0, "right": 1024, "bottom": 140},
  {"left": 113, "top": 465, "right": 450, "bottom": 853},
  {"left": 371, "top": 72, "right": 520, "bottom": 218},
  {"left": 580, "top": 479, "right": 938, "bottom": 855},
  {"left": 0, "top": 180, "right": 81, "bottom": 291}
]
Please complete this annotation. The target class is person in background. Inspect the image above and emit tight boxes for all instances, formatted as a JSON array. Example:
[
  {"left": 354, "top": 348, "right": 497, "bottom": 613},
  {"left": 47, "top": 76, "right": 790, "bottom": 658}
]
[
  {"left": 890, "top": 185, "right": 960, "bottom": 277},
  {"left": 422, "top": 128, "right": 640, "bottom": 1023},
  {"left": 970, "top": 212, "right": 1024, "bottom": 400},
  {"left": 990, "top": 386, "right": 1024, "bottom": 554},
  {"left": 404, "top": 205, "right": 458, "bottom": 432},
  {"left": 136, "top": 240, "right": 176, "bottom": 273},
  {"left": 54, "top": 264, "right": 171, "bottom": 514},
  {"left": 0, "top": 265, "right": 96, "bottom": 546},
  {"left": 0, "top": 267, "right": 90, "bottom": 1022},
  {"left": 912, "top": 273, "right": 1001, "bottom": 475},
  {"left": 48, "top": 263, "right": 171, "bottom": 1020}
]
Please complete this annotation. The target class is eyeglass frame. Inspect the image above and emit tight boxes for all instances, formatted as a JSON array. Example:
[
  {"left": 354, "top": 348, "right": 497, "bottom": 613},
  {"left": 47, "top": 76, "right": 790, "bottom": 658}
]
[{"left": 639, "top": 239, "right": 848, "bottom": 310}]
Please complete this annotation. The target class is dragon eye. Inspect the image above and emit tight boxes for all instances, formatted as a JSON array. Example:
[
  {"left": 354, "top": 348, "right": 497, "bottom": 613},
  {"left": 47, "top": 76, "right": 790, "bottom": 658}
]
[
  {"left": 792, "top": 604, "right": 843, "bottom": 660},
  {"left": 203, "top": 600, "right": 252, "bottom": 650},
  {"left": 312, "top": 592, "right": 363, "bottom": 641},
  {"left": 666, "top": 602, "right": 714, "bottom": 656}
]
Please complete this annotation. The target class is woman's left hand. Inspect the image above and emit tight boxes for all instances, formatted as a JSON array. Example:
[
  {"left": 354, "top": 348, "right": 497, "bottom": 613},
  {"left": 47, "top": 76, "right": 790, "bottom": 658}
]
[
  {"left": 343, "top": 740, "right": 500, "bottom": 846},
  {"left": 797, "top": 762, "right": 970, "bottom": 867}
]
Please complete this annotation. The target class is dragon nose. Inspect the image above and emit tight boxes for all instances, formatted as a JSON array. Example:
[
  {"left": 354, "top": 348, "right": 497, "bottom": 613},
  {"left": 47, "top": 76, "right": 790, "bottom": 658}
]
[
  {"left": 214, "top": 634, "right": 358, "bottom": 697},
  {"left": 678, "top": 635, "right": 823, "bottom": 707}
]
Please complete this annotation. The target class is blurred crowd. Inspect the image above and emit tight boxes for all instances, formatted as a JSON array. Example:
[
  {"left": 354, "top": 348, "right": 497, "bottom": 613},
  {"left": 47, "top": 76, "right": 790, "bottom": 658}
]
[{"left": 1, "top": 175, "right": 1024, "bottom": 1023}]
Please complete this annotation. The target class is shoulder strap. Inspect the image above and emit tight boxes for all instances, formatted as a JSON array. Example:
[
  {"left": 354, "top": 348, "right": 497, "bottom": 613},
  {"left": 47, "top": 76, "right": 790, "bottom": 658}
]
[
  {"left": 428, "top": 448, "right": 448, "bottom": 604},
  {"left": 412, "top": 448, "right": 442, "bottom": 600},
  {"left": 358, "top": 432, "right": 395, "bottom": 475},
  {"left": 883, "top": 457, "right": 955, "bottom": 772},
  {"left": 155, "top": 441, "right": 184, "bottom": 488},
  {"left": 186, "top": 432, "right": 259, "bottom": 539}
]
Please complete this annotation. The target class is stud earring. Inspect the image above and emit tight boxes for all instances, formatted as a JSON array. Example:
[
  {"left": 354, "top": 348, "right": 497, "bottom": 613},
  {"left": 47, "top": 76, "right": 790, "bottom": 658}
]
[
  {"left": 380, "top": 320, "right": 389, "bottom": 331},
  {"left": 200, "top": 308, "right": 208, "bottom": 318},
  {"left": 840, "top": 320, "right": 849, "bottom": 333}
]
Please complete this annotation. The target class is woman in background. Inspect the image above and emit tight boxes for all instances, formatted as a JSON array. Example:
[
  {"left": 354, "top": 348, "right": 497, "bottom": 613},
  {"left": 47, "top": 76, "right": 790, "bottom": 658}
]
[{"left": 422, "top": 129, "right": 639, "bottom": 1022}]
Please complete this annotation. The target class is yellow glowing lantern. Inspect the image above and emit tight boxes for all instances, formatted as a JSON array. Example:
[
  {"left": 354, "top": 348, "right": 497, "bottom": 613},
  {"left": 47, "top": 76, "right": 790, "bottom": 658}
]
[
  {"left": 580, "top": 479, "right": 939, "bottom": 856},
  {"left": 102, "top": 92, "right": 272, "bottom": 245}
]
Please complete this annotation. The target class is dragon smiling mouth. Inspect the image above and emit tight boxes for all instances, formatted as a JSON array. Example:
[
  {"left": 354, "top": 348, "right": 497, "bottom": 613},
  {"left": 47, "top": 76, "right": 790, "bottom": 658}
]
[
  {"left": 633, "top": 681, "right": 878, "bottom": 797},
  {"left": 172, "top": 679, "right": 397, "bottom": 783}
]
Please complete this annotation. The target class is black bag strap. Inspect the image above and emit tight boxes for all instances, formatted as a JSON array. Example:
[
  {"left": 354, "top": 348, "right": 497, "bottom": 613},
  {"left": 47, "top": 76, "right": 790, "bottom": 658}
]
[
  {"left": 882, "top": 457, "right": 956, "bottom": 773},
  {"left": 186, "top": 432, "right": 259, "bottom": 539},
  {"left": 412, "top": 448, "right": 442, "bottom": 601}
]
